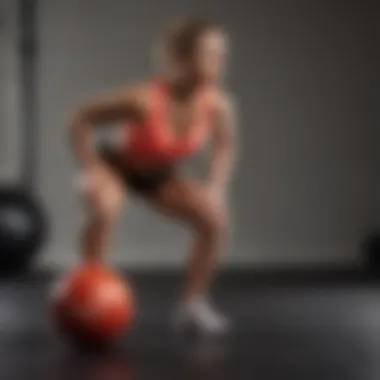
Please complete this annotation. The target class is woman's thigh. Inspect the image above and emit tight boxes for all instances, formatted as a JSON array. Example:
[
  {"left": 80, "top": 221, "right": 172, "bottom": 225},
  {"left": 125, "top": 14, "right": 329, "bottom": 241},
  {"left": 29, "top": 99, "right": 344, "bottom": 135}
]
[{"left": 147, "top": 176, "right": 228, "bottom": 232}]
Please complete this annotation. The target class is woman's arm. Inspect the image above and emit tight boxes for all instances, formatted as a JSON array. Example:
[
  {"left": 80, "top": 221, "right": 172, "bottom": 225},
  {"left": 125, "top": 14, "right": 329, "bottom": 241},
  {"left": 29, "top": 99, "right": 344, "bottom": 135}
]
[
  {"left": 69, "top": 85, "right": 147, "bottom": 168},
  {"left": 208, "top": 92, "right": 237, "bottom": 190}
]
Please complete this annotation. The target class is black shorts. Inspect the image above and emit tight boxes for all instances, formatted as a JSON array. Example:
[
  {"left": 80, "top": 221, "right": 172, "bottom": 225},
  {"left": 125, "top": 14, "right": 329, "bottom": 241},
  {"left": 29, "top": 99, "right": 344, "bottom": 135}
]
[{"left": 99, "top": 148, "right": 175, "bottom": 195}]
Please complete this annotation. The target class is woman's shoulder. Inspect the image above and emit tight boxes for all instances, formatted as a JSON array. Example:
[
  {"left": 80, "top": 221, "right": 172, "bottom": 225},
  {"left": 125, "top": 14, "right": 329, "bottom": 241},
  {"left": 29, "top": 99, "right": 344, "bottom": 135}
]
[{"left": 120, "top": 78, "right": 162, "bottom": 111}]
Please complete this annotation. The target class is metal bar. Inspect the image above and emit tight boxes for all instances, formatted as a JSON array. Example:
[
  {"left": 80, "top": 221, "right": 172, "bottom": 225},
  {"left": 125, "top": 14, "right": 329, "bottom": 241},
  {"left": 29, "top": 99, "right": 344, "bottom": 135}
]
[{"left": 18, "top": 0, "right": 38, "bottom": 190}]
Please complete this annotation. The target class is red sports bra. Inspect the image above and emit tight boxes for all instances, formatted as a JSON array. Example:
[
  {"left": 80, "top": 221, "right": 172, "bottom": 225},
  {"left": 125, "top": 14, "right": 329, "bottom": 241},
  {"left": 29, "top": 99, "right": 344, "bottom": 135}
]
[{"left": 123, "top": 81, "right": 212, "bottom": 167}]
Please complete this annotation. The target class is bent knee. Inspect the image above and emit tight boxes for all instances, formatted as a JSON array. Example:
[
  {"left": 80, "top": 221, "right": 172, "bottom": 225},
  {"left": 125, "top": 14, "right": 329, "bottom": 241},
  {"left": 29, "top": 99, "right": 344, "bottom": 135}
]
[
  {"left": 94, "top": 206, "right": 120, "bottom": 226},
  {"left": 196, "top": 207, "right": 229, "bottom": 237},
  {"left": 88, "top": 192, "right": 124, "bottom": 225}
]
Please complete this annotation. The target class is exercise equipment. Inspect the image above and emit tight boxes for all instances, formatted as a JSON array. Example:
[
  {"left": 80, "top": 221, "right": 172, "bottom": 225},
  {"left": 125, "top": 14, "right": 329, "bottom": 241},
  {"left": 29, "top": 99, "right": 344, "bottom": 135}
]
[
  {"left": 363, "top": 231, "right": 380, "bottom": 277},
  {"left": 0, "top": 187, "right": 46, "bottom": 275},
  {"left": 0, "top": 0, "right": 47, "bottom": 276},
  {"left": 51, "top": 265, "right": 135, "bottom": 346}
]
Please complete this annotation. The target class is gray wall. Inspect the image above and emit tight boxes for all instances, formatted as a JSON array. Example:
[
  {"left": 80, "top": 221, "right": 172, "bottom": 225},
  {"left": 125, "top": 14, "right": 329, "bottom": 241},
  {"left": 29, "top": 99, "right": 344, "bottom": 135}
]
[
  {"left": 30, "top": 0, "right": 379, "bottom": 268},
  {"left": 0, "top": 0, "right": 22, "bottom": 183}
]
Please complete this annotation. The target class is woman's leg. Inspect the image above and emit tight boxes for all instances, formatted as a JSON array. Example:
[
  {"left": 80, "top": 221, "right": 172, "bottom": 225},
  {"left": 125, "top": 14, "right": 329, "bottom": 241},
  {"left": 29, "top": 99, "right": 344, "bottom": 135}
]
[
  {"left": 78, "top": 163, "right": 126, "bottom": 263},
  {"left": 148, "top": 176, "right": 229, "bottom": 332}
]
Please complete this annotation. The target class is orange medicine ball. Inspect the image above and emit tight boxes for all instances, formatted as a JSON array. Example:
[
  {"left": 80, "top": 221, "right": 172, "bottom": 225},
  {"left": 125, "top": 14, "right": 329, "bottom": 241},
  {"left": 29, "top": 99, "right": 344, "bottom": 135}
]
[{"left": 51, "top": 264, "right": 135, "bottom": 344}]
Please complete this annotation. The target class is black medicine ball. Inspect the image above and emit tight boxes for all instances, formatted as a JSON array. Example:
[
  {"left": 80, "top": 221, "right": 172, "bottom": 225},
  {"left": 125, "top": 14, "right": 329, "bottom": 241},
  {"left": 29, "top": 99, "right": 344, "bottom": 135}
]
[
  {"left": 363, "top": 231, "right": 380, "bottom": 276},
  {"left": 0, "top": 186, "right": 47, "bottom": 276}
]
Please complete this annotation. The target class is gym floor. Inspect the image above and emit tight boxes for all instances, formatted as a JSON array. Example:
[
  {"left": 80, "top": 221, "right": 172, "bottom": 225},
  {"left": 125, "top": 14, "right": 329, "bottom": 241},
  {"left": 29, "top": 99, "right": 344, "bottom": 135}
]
[{"left": 0, "top": 270, "right": 379, "bottom": 380}]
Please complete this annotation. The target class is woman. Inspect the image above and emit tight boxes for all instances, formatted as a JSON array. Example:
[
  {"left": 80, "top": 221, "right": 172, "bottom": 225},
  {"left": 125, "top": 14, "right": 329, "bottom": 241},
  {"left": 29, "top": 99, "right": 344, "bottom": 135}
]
[{"left": 69, "top": 20, "right": 237, "bottom": 334}]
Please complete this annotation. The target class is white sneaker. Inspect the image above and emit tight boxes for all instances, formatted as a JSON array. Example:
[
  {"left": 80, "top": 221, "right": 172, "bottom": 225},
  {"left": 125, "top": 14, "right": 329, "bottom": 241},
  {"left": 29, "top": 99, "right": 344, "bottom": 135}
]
[{"left": 172, "top": 297, "right": 231, "bottom": 335}]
